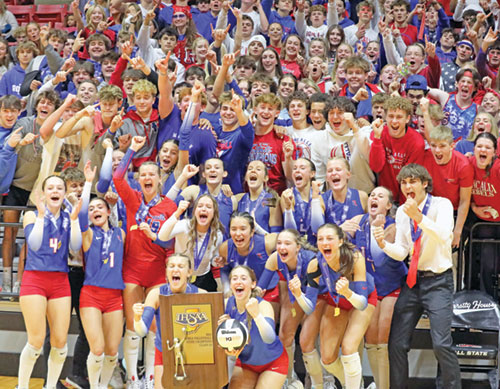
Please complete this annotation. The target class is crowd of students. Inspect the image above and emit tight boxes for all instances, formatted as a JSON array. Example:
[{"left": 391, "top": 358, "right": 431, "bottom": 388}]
[{"left": 1, "top": 0, "right": 499, "bottom": 387}]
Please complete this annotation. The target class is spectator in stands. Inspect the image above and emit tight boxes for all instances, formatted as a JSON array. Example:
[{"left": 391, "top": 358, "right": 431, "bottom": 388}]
[
  {"left": 0, "top": 0, "right": 18, "bottom": 42},
  {"left": 0, "top": 42, "right": 38, "bottom": 98},
  {"left": 369, "top": 96, "right": 425, "bottom": 204}
]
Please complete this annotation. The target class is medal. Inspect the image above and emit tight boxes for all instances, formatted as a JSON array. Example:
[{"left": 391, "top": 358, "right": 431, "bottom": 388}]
[
  {"left": 291, "top": 308, "right": 296, "bottom": 318},
  {"left": 334, "top": 307, "right": 340, "bottom": 316}
]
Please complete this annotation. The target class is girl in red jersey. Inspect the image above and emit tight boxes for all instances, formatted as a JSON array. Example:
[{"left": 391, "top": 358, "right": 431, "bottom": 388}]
[
  {"left": 113, "top": 136, "right": 178, "bottom": 388},
  {"left": 468, "top": 132, "right": 500, "bottom": 298}
]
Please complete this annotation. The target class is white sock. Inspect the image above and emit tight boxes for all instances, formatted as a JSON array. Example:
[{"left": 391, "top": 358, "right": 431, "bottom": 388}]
[
  {"left": 100, "top": 353, "right": 118, "bottom": 387},
  {"left": 322, "top": 357, "right": 345, "bottom": 387},
  {"left": 3, "top": 266, "right": 12, "bottom": 291},
  {"left": 377, "top": 344, "right": 390, "bottom": 389},
  {"left": 18, "top": 343, "right": 41, "bottom": 389},
  {"left": 46, "top": 344, "right": 68, "bottom": 389},
  {"left": 124, "top": 329, "right": 140, "bottom": 381},
  {"left": 341, "top": 352, "right": 362, "bottom": 389},
  {"left": 145, "top": 331, "right": 156, "bottom": 382},
  {"left": 285, "top": 343, "right": 295, "bottom": 379},
  {"left": 87, "top": 352, "right": 104, "bottom": 389},
  {"left": 365, "top": 343, "right": 380, "bottom": 387},
  {"left": 227, "top": 356, "right": 236, "bottom": 379},
  {"left": 303, "top": 349, "right": 323, "bottom": 386}
]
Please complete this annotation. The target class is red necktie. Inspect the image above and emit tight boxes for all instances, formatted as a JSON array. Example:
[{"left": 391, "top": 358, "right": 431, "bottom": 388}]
[{"left": 407, "top": 220, "right": 421, "bottom": 288}]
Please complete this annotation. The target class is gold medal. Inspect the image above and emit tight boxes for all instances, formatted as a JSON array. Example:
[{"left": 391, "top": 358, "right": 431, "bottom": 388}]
[
  {"left": 334, "top": 307, "right": 340, "bottom": 316},
  {"left": 291, "top": 308, "right": 296, "bottom": 318}
]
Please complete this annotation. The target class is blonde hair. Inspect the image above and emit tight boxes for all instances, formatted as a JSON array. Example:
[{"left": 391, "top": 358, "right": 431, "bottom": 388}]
[
  {"left": 85, "top": 5, "right": 107, "bottom": 31},
  {"left": 468, "top": 112, "right": 499, "bottom": 141},
  {"left": 131, "top": 79, "right": 158, "bottom": 97}
]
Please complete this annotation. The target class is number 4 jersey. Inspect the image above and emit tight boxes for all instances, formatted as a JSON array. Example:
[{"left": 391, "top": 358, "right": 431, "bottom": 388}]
[{"left": 25, "top": 210, "right": 71, "bottom": 272}]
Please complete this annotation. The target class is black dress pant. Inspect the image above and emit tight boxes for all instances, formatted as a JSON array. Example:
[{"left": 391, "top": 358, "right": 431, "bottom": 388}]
[{"left": 388, "top": 269, "right": 461, "bottom": 389}]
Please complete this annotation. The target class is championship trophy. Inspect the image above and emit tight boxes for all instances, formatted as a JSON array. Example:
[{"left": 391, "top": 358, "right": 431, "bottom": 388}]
[{"left": 159, "top": 292, "right": 228, "bottom": 388}]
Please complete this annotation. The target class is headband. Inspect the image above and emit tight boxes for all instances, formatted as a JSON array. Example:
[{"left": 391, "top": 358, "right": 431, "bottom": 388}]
[{"left": 457, "top": 40, "right": 474, "bottom": 51}]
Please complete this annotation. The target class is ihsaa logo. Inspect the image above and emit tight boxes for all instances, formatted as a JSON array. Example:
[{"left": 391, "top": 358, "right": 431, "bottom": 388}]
[{"left": 175, "top": 308, "right": 209, "bottom": 334}]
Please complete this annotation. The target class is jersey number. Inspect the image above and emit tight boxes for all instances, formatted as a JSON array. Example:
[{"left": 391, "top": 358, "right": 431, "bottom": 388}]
[{"left": 49, "top": 238, "right": 59, "bottom": 253}]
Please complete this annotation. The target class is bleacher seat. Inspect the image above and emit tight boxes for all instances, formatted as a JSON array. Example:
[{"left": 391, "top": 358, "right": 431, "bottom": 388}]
[
  {"left": 8, "top": 4, "right": 35, "bottom": 25},
  {"left": 32, "top": 4, "right": 67, "bottom": 24}
]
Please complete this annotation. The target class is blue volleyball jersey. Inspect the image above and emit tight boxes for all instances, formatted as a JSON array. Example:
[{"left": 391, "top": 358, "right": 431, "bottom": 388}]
[
  {"left": 291, "top": 188, "right": 316, "bottom": 244},
  {"left": 225, "top": 296, "right": 283, "bottom": 366},
  {"left": 322, "top": 188, "right": 364, "bottom": 226},
  {"left": 277, "top": 249, "right": 316, "bottom": 296},
  {"left": 25, "top": 210, "right": 71, "bottom": 272},
  {"left": 197, "top": 184, "right": 233, "bottom": 237},
  {"left": 226, "top": 234, "right": 279, "bottom": 289},
  {"left": 83, "top": 226, "right": 125, "bottom": 290},
  {"left": 154, "top": 283, "right": 199, "bottom": 351},
  {"left": 237, "top": 192, "right": 273, "bottom": 233},
  {"left": 354, "top": 214, "right": 407, "bottom": 296},
  {"left": 316, "top": 253, "right": 376, "bottom": 301}
]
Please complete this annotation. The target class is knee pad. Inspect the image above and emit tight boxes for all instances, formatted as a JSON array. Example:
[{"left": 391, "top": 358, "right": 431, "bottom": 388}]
[
  {"left": 125, "top": 329, "right": 140, "bottom": 350},
  {"left": 341, "top": 352, "right": 361, "bottom": 377},
  {"left": 25, "top": 343, "right": 42, "bottom": 361},
  {"left": 49, "top": 344, "right": 68, "bottom": 364},
  {"left": 302, "top": 349, "right": 322, "bottom": 377}
]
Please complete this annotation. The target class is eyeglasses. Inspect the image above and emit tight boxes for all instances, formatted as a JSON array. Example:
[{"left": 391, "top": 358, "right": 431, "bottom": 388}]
[{"left": 173, "top": 14, "right": 186, "bottom": 19}]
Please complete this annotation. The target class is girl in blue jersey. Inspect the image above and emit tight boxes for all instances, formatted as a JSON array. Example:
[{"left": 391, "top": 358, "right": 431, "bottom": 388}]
[
  {"left": 78, "top": 162, "right": 126, "bottom": 389},
  {"left": 237, "top": 160, "right": 283, "bottom": 235},
  {"left": 219, "top": 265, "right": 287, "bottom": 388},
  {"left": 166, "top": 158, "right": 237, "bottom": 236},
  {"left": 218, "top": 212, "right": 280, "bottom": 318},
  {"left": 256, "top": 229, "right": 317, "bottom": 387},
  {"left": 18, "top": 175, "right": 82, "bottom": 389},
  {"left": 147, "top": 196, "right": 224, "bottom": 292},
  {"left": 281, "top": 158, "right": 317, "bottom": 244},
  {"left": 311, "top": 158, "right": 367, "bottom": 234},
  {"left": 132, "top": 254, "right": 204, "bottom": 389},
  {"left": 291, "top": 223, "right": 376, "bottom": 389},
  {"left": 346, "top": 186, "right": 407, "bottom": 389}
]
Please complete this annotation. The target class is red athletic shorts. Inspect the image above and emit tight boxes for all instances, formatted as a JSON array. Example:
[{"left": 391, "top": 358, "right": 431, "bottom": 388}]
[
  {"left": 212, "top": 266, "right": 221, "bottom": 279},
  {"left": 263, "top": 284, "right": 280, "bottom": 303},
  {"left": 236, "top": 347, "right": 288, "bottom": 375},
  {"left": 377, "top": 288, "right": 401, "bottom": 301},
  {"left": 80, "top": 285, "right": 123, "bottom": 313},
  {"left": 123, "top": 260, "right": 166, "bottom": 289},
  {"left": 155, "top": 347, "right": 163, "bottom": 366},
  {"left": 318, "top": 289, "right": 378, "bottom": 310},
  {"left": 20, "top": 270, "right": 70, "bottom": 299}
]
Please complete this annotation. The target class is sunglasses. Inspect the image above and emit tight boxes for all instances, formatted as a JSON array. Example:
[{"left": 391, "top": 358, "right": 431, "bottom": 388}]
[{"left": 173, "top": 13, "right": 186, "bottom": 18}]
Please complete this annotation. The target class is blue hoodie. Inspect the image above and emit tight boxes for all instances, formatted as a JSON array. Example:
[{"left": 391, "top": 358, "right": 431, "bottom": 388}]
[
  {"left": 0, "top": 64, "right": 26, "bottom": 98},
  {"left": 0, "top": 143, "right": 17, "bottom": 194},
  {"left": 262, "top": 0, "right": 296, "bottom": 37}
]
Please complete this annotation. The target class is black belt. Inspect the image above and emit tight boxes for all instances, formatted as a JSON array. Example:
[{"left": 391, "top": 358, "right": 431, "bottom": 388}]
[{"left": 417, "top": 269, "right": 451, "bottom": 278}]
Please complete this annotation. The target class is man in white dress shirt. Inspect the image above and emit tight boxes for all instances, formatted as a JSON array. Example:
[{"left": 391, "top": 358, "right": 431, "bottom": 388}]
[{"left": 373, "top": 163, "right": 461, "bottom": 388}]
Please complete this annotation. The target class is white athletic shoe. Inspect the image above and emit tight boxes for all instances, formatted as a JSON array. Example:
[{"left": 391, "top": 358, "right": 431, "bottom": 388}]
[
  {"left": 288, "top": 378, "right": 305, "bottom": 388},
  {"left": 366, "top": 382, "right": 377, "bottom": 389},
  {"left": 143, "top": 375, "right": 154, "bottom": 389},
  {"left": 323, "top": 375, "right": 338, "bottom": 389},
  {"left": 126, "top": 378, "right": 141, "bottom": 389}
]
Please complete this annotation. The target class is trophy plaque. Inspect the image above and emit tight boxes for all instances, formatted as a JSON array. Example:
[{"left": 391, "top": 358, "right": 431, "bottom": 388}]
[{"left": 160, "top": 292, "right": 228, "bottom": 388}]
